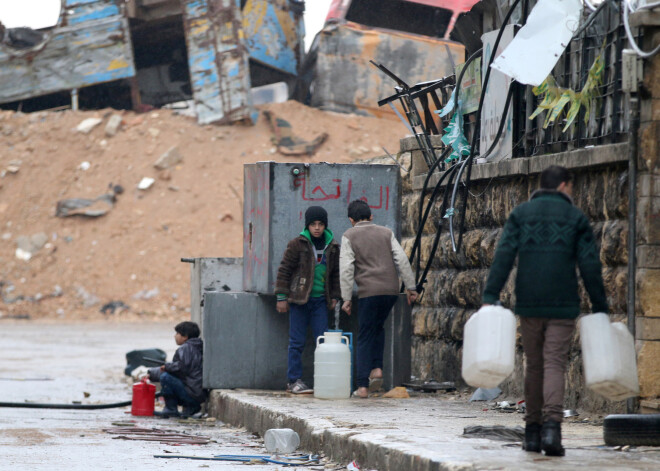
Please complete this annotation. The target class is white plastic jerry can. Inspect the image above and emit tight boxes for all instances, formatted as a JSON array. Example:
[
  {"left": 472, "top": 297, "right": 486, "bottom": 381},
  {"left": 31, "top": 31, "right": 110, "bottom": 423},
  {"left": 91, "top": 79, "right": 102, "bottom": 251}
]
[
  {"left": 462, "top": 305, "right": 516, "bottom": 388},
  {"left": 580, "top": 313, "right": 639, "bottom": 401},
  {"left": 314, "top": 331, "right": 351, "bottom": 399}
]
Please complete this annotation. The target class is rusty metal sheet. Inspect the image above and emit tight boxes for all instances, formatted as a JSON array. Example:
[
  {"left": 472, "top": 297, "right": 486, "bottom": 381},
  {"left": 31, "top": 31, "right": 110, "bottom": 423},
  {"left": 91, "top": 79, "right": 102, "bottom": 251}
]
[
  {"left": 311, "top": 21, "right": 465, "bottom": 117},
  {"left": 182, "top": 0, "right": 252, "bottom": 125},
  {"left": 242, "top": 0, "right": 303, "bottom": 76},
  {"left": 0, "top": 0, "right": 135, "bottom": 105}
]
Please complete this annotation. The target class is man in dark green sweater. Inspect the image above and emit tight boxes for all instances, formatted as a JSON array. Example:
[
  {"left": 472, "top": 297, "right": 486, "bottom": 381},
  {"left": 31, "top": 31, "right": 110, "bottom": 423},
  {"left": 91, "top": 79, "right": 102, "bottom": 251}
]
[{"left": 482, "top": 165, "right": 608, "bottom": 457}]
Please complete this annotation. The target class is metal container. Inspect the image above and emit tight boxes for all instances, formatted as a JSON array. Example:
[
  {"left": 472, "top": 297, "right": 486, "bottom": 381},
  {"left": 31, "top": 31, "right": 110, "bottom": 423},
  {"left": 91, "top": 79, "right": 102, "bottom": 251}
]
[
  {"left": 243, "top": 162, "right": 401, "bottom": 294},
  {"left": 181, "top": 257, "right": 243, "bottom": 335},
  {"left": 202, "top": 291, "right": 411, "bottom": 391}
]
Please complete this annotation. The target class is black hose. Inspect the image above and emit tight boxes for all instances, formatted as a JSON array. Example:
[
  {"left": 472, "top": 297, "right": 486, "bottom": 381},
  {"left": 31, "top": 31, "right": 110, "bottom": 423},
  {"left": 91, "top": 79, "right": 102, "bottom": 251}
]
[
  {"left": 452, "top": 0, "right": 524, "bottom": 253},
  {"left": 0, "top": 392, "right": 162, "bottom": 410},
  {"left": 413, "top": 147, "right": 454, "bottom": 275},
  {"left": 415, "top": 164, "right": 462, "bottom": 291},
  {"left": 0, "top": 400, "right": 132, "bottom": 409},
  {"left": 410, "top": 157, "right": 459, "bottom": 284},
  {"left": 447, "top": 83, "right": 516, "bottom": 250}
]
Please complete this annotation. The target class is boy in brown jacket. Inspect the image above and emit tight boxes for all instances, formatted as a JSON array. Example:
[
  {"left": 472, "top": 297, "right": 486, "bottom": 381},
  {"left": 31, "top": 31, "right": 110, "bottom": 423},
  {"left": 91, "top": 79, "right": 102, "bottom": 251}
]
[{"left": 275, "top": 206, "right": 341, "bottom": 394}]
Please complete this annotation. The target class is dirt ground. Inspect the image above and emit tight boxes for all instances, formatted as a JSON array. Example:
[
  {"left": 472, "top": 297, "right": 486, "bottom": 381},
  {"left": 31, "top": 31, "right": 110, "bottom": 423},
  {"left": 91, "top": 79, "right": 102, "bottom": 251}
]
[{"left": 0, "top": 101, "right": 406, "bottom": 321}]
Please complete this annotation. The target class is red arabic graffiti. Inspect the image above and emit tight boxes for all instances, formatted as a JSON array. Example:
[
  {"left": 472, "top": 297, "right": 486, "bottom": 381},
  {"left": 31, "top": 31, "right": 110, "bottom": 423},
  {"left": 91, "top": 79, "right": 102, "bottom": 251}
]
[{"left": 294, "top": 175, "right": 389, "bottom": 210}]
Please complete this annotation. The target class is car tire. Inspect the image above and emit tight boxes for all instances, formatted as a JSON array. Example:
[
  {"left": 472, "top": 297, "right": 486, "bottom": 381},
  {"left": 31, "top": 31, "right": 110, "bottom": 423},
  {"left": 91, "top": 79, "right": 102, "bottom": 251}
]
[{"left": 603, "top": 414, "right": 660, "bottom": 446}]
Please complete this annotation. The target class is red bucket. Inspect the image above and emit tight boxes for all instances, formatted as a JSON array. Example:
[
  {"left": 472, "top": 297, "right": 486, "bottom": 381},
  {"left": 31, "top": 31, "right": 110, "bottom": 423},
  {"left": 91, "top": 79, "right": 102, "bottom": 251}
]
[{"left": 131, "top": 379, "right": 156, "bottom": 416}]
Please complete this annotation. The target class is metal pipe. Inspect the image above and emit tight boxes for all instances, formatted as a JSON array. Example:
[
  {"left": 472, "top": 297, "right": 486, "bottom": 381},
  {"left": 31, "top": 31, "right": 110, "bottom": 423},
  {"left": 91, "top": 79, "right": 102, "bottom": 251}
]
[
  {"left": 627, "top": 97, "right": 639, "bottom": 414},
  {"left": 71, "top": 88, "right": 78, "bottom": 111}
]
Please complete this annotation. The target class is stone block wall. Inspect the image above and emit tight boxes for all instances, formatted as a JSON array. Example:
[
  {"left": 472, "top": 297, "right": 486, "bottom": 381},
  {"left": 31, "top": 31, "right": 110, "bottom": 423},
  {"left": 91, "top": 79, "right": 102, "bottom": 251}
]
[
  {"left": 398, "top": 141, "right": 633, "bottom": 413},
  {"left": 636, "top": 34, "right": 660, "bottom": 413}
]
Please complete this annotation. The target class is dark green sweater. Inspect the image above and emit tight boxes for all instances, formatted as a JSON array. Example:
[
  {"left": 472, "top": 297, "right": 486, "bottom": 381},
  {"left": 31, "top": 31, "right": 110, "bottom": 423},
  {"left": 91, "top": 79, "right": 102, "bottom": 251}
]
[{"left": 483, "top": 190, "right": 608, "bottom": 318}]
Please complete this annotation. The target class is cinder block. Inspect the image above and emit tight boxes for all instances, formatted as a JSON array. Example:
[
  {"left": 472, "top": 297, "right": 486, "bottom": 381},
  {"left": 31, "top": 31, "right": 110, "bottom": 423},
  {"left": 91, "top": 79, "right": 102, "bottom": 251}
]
[
  {"left": 636, "top": 339, "right": 660, "bottom": 399},
  {"left": 636, "top": 316, "right": 660, "bottom": 341},
  {"left": 637, "top": 268, "right": 660, "bottom": 317}
]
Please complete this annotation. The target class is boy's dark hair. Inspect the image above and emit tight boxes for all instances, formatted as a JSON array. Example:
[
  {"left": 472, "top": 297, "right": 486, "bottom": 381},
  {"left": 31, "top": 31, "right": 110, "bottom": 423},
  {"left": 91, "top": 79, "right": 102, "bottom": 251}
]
[
  {"left": 348, "top": 199, "right": 371, "bottom": 221},
  {"left": 540, "top": 165, "right": 572, "bottom": 190},
  {"left": 175, "top": 321, "right": 200, "bottom": 339}
]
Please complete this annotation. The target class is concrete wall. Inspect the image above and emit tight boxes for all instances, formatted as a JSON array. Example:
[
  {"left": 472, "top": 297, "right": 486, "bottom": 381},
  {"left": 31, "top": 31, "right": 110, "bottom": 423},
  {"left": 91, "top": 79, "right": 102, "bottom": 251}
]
[{"left": 395, "top": 136, "right": 651, "bottom": 414}]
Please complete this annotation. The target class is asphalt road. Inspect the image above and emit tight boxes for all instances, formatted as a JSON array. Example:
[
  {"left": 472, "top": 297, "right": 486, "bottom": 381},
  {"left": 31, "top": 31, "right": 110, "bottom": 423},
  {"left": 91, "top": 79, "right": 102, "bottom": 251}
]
[{"left": 0, "top": 321, "right": 327, "bottom": 471}]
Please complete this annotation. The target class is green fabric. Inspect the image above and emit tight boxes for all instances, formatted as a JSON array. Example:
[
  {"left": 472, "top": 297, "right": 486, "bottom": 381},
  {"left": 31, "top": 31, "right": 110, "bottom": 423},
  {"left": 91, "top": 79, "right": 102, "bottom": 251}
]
[
  {"left": 301, "top": 228, "right": 334, "bottom": 298},
  {"left": 483, "top": 191, "right": 608, "bottom": 318}
]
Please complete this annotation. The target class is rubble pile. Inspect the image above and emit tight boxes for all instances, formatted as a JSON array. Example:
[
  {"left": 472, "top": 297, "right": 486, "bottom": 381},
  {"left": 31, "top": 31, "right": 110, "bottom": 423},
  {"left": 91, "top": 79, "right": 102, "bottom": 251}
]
[{"left": 0, "top": 101, "right": 404, "bottom": 321}]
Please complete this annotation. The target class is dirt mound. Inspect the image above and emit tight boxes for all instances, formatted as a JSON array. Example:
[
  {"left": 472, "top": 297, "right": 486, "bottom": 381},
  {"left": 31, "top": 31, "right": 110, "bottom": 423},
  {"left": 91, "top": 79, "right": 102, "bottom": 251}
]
[{"left": 0, "top": 101, "right": 405, "bottom": 321}]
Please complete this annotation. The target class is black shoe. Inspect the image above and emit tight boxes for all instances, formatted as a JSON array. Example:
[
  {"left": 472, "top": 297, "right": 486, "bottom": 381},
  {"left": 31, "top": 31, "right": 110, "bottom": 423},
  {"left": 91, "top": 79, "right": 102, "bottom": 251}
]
[
  {"left": 181, "top": 404, "right": 202, "bottom": 418},
  {"left": 522, "top": 423, "right": 542, "bottom": 453},
  {"left": 153, "top": 407, "right": 180, "bottom": 418},
  {"left": 541, "top": 420, "right": 565, "bottom": 456}
]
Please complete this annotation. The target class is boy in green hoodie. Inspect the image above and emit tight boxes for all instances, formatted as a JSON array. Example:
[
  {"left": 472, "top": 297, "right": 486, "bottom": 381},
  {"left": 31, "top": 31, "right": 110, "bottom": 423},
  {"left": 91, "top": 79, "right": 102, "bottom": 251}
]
[{"left": 275, "top": 206, "right": 341, "bottom": 394}]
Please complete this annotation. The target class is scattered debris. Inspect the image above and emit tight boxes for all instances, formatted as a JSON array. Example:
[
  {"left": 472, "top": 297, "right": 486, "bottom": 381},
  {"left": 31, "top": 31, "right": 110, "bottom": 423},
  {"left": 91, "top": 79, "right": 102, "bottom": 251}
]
[
  {"left": 78, "top": 161, "right": 91, "bottom": 171},
  {"left": 347, "top": 460, "right": 360, "bottom": 470},
  {"left": 469, "top": 387, "right": 501, "bottom": 402},
  {"left": 105, "top": 114, "right": 123, "bottom": 137},
  {"left": 75, "top": 118, "right": 103, "bottom": 134},
  {"left": 462, "top": 425, "right": 525, "bottom": 442},
  {"left": 138, "top": 177, "right": 155, "bottom": 190},
  {"left": 56, "top": 193, "right": 115, "bottom": 218},
  {"left": 494, "top": 401, "right": 518, "bottom": 413},
  {"left": 0, "top": 281, "right": 63, "bottom": 304},
  {"left": 133, "top": 287, "right": 159, "bottom": 300},
  {"left": 153, "top": 453, "right": 320, "bottom": 466},
  {"left": 264, "top": 428, "right": 300, "bottom": 453},
  {"left": 100, "top": 300, "right": 130, "bottom": 315},
  {"left": 0, "top": 313, "right": 30, "bottom": 320},
  {"left": 15, "top": 248, "right": 32, "bottom": 261},
  {"left": 5, "top": 159, "right": 21, "bottom": 174},
  {"left": 154, "top": 146, "right": 183, "bottom": 170},
  {"left": 104, "top": 426, "right": 211, "bottom": 445},
  {"left": 263, "top": 110, "right": 328, "bottom": 156},
  {"left": 14, "top": 233, "right": 48, "bottom": 261},
  {"left": 76, "top": 286, "right": 100, "bottom": 308},
  {"left": 402, "top": 380, "right": 456, "bottom": 392},
  {"left": 382, "top": 387, "right": 410, "bottom": 399}
]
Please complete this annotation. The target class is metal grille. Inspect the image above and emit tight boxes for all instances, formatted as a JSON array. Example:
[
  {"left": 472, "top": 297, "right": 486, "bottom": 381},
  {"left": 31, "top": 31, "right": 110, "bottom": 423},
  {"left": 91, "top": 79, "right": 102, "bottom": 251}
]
[{"left": 516, "top": 2, "right": 629, "bottom": 157}]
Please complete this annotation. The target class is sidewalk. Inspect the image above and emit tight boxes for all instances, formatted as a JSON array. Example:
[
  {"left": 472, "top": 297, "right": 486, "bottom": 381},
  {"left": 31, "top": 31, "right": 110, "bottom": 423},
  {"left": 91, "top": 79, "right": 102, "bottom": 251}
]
[{"left": 208, "top": 389, "right": 660, "bottom": 471}]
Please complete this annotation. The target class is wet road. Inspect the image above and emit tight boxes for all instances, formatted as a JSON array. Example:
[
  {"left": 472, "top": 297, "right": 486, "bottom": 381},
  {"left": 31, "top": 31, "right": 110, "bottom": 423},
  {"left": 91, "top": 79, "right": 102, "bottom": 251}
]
[{"left": 0, "top": 321, "right": 324, "bottom": 471}]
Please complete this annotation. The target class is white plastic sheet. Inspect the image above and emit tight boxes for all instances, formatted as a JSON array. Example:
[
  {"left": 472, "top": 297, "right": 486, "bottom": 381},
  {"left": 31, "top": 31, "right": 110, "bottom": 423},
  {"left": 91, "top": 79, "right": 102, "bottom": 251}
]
[{"left": 490, "top": 0, "right": 583, "bottom": 86}]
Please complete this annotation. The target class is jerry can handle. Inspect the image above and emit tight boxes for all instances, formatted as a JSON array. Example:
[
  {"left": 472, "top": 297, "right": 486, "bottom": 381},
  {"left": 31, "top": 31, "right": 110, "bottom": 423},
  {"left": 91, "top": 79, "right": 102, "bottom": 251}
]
[
  {"left": 342, "top": 336, "right": 349, "bottom": 345},
  {"left": 316, "top": 335, "right": 325, "bottom": 347}
]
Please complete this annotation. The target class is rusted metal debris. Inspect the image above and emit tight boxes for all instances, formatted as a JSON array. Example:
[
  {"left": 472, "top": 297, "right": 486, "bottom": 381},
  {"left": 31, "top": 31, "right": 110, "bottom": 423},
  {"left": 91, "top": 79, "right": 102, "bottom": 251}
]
[
  {"left": 262, "top": 110, "right": 328, "bottom": 156},
  {"left": 0, "top": 0, "right": 135, "bottom": 105},
  {"left": 309, "top": 21, "right": 464, "bottom": 118},
  {"left": 104, "top": 426, "right": 212, "bottom": 445}
]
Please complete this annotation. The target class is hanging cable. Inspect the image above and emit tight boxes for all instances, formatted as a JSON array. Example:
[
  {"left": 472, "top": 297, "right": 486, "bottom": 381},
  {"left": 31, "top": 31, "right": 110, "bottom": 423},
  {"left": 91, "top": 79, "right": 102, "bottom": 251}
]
[
  {"left": 573, "top": 0, "right": 614, "bottom": 38},
  {"left": 448, "top": 0, "right": 524, "bottom": 252},
  {"left": 623, "top": 0, "right": 660, "bottom": 58}
]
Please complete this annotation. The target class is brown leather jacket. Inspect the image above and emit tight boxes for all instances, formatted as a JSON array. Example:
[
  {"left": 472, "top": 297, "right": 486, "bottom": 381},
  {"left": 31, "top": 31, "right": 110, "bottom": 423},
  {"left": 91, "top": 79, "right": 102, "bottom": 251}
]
[{"left": 275, "top": 233, "right": 341, "bottom": 308}]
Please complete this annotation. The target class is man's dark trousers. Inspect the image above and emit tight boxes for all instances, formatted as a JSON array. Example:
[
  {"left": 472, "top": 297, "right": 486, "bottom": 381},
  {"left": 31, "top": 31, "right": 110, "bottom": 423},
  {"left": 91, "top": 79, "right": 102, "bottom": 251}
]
[
  {"left": 356, "top": 295, "right": 398, "bottom": 388},
  {"left": 520, "top": 317, "right": 576, "bottom": 424}
]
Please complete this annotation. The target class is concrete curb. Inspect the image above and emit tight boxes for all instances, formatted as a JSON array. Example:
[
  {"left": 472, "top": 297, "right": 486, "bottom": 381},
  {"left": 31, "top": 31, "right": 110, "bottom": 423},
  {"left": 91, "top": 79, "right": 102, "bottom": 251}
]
[{"left": 208, "top": 390, "right": 474, "bottom": 471}]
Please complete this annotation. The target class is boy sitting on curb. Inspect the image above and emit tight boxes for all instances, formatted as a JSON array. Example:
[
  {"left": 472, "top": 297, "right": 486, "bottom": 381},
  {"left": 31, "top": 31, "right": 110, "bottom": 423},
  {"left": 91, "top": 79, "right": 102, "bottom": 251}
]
[{"left": 148, "top": 321, "right": 205, "bottom": 418}]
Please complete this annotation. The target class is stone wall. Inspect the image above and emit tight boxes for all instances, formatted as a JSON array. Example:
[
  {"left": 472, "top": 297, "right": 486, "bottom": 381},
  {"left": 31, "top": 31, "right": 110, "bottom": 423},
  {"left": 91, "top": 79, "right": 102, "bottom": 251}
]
[
  {"left": 636, "top": 27, "right": 660, "bottom": 414},
  {"left": 397, "top": 140, "right": 632, "bottom": 413}
]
